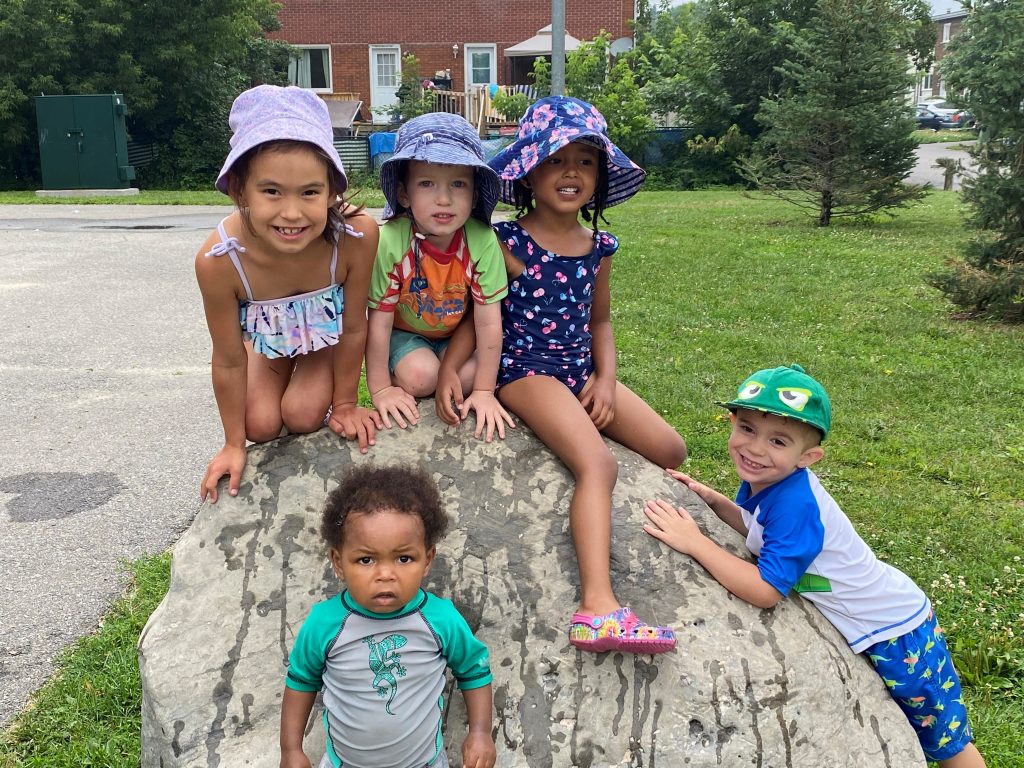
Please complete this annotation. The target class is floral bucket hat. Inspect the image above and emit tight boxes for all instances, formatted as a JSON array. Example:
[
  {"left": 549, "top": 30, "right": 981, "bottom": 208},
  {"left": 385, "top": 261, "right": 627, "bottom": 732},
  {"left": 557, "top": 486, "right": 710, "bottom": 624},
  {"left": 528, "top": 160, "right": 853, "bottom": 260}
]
[
  {"left": 488, "top": 96, "right": 646, "bottom": 208},
  {"left": 216, "top": 85, "right": 346, "bottom": 195},
  {"left": 379, "top": 112, "right": 500, "bottom": 225},
  {"left": 719, "top": 364, "right": 832, "bottom": 440}
]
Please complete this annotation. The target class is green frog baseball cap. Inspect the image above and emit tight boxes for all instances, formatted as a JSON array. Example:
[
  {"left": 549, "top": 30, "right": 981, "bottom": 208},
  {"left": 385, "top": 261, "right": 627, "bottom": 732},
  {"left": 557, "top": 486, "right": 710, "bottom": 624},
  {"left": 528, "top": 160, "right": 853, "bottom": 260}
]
[{"left": 719, "top": 364, "right": 832, "bottom": 439}]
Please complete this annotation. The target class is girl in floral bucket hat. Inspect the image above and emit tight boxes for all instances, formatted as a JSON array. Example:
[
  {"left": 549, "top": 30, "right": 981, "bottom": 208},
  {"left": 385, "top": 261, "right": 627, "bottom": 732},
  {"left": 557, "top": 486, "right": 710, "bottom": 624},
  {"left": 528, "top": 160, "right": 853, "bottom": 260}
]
[
  {"left": 195, "top": 85, "right": 382, "bottom": 504},
  {"left": 473, "top": 96, "right": 687, "bottom": 653},
  {"left": 366, "top": 112, "right": 514, "bottom": 442}
]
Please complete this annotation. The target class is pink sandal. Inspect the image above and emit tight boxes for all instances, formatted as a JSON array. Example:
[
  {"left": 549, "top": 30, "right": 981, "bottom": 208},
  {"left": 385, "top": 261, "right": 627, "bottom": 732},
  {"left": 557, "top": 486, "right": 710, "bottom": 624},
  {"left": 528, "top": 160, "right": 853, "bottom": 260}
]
[{"left": 568, "top": 607, "right": 676, "bottom": 654}]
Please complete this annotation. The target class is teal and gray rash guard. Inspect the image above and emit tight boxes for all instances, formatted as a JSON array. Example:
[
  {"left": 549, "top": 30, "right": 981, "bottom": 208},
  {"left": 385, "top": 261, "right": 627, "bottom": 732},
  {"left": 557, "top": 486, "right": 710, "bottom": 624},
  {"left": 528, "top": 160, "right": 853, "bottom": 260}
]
[{"left": 286, "top": 589, "right": 492, "bottom": 768}]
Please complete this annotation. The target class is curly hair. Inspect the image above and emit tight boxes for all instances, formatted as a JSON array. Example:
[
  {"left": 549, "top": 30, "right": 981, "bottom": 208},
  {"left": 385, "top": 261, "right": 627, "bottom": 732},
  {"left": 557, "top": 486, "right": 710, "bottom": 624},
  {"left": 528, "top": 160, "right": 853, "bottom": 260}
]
[{"left": 320, "top": 464, "right": 449, "bottom": 550}]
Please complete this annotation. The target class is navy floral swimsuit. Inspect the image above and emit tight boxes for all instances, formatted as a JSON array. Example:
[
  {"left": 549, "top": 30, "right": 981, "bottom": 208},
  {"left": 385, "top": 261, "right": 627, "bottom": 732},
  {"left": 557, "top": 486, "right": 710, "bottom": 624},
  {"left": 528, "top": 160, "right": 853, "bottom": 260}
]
[{"left": 495, "top": 220, "right": 618, "bottom": 395}]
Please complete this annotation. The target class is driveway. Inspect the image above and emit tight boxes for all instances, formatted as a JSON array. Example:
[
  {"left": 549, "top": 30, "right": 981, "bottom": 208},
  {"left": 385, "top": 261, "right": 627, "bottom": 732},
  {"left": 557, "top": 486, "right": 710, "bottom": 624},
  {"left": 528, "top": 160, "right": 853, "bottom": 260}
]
[{"left": 0, "top": 205, "right": 230, "bottom": 726}]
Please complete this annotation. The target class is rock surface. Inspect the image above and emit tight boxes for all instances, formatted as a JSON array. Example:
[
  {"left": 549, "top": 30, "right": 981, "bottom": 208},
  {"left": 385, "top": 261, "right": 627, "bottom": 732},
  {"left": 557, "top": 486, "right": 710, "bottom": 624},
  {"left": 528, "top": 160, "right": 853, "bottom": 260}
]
[{"left": 139, "top": 406, "right": 924, "bottom": 767}]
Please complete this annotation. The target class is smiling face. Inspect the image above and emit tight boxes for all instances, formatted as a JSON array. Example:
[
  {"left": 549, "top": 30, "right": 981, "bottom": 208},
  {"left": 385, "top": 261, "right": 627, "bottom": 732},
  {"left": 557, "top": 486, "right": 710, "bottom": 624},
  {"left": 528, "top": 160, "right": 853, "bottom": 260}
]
[
  {"left": 524, "top": 140, "right": 600, "bottom": 215},
  {"left": 727, "top": 409, "right": 824, "bottom": 495},
  {"left": 329, "top": 509, "right": 435, "bottom": 614},
  {"left": 397, "top": 160, "right": 475, "bottom": 251},
  {"left": 235, "top": 143, "right": 332, "bottom": 254}
]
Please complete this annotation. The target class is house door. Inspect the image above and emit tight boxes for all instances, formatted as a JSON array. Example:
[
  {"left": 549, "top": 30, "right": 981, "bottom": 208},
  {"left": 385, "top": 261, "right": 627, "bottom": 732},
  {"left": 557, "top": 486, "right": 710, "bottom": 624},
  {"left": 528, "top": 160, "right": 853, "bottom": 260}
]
[
  {"left": 463, "top": 45, "right": 497, "bottom": 90},
  {"left": 369, "top": 45, "right": 401, "bottom": 124}
]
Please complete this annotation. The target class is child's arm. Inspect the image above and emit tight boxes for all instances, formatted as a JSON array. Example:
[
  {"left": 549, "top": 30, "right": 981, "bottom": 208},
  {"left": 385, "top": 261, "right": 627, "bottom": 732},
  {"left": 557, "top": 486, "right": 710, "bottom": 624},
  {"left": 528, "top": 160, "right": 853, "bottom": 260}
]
[
  {"left": 667, "top": 469, "right": 748, "bottom": 535},
  {"left": 579, "top": 258, "right": 617, "bottom": 429},
  {"left": 279, "top": 687, "right": 315, "bottom": 768},
  {"left": 435, "top": 311, "right": 476, "bottom": 425},
  {"left": 365, "top": 308, "right": 420, "bottom": 428},
  {"left": 328, "top": 213, "right": 383, "bottom": 451},
  {"left": 457, "top": 301, "right": 515, "bottom": 441},
  {"left": 643, "top": 496, "right": 784, "bottom": 609},
  {"left": 460, "top": 684, "right": 496, "bottom": 768},
  {"left": 195, "top": 246, "right": 249, "bottom": 504}
]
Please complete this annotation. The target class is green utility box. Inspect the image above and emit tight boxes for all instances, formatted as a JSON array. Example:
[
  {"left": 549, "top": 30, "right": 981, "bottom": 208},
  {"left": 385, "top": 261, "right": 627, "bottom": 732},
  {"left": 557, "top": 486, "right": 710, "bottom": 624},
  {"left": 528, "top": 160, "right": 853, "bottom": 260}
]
[{"left": 35, "top": 94, "right": 136, "bottom": 190}]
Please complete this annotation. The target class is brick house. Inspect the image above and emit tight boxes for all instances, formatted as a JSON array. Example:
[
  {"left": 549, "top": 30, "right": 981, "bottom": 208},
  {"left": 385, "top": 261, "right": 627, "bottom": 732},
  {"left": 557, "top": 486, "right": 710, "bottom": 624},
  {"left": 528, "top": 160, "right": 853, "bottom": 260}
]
[
  {"left": 270, "top": 0, "right": 636, "bottom": 123},
  {"left": 916, "top": 7, "right": 968, "bottom": 102}
]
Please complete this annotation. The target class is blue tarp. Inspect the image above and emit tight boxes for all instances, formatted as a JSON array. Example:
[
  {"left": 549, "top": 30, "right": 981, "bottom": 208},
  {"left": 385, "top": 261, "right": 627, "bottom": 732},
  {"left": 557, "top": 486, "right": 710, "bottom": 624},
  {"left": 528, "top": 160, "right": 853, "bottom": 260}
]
[{"left": 368, "top": 132, "right": 396, "bottom": 159}]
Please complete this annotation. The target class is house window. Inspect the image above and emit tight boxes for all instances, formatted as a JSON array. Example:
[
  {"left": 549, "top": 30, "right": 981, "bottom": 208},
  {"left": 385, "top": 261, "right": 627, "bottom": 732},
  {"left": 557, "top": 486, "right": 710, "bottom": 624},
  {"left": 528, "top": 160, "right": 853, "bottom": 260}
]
[
  {"left": 942, "top": 22, "right": 952, "bottom": 43},
  {"left": 464, "top": 45, "right": 497, "bottom": 88},
  {"left": 470, "top": 52, "right": 490, "bottom": 84},
  {"left": 375, "top": 50, "right": 399, "bottom": 88},
  {"left": 922, "top": 71, "right": 933, "bottom": 92},
  {"left": 289, "top": 46, "right": 331, "bottom": 92}
]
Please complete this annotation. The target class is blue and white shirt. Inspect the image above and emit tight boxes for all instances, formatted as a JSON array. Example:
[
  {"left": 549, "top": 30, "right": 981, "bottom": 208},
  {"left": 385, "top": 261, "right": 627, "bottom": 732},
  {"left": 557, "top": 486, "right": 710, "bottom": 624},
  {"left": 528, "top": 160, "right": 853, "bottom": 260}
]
[{"left": 737, "top": 468, "right": 929, "bottom": 653}]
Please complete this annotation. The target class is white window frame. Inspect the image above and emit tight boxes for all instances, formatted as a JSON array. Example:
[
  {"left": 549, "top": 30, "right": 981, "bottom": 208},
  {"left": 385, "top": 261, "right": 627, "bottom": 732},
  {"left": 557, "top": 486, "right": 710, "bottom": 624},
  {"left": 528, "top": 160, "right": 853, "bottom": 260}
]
[
  {"left": 288, "top": 45, "right": 332, "bottom": 93},
  {"left": 942, "top": 22, "right": 952, "bottom": 43},
  {"left": 463, "top": 44, "right": 497, "bottom": 89}
]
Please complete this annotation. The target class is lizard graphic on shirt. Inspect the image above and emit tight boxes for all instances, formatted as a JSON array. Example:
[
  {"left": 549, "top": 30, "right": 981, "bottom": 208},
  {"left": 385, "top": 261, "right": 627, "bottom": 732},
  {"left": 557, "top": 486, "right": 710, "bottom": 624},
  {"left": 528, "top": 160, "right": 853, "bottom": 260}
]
[{"left": 364, "top": 634, "right": 408, "bottom": 714}]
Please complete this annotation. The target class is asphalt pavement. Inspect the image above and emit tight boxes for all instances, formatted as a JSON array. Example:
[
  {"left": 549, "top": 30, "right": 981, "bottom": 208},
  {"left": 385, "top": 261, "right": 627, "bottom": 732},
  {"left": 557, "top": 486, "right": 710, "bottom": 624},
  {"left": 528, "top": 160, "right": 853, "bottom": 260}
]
[
  {"left": 0, "top": 144, "right": 972, "bottom": 727},
  {"left": 907, "top": 140, "right": 975, "bottom": 190},
  {"left": 0, "top": 204, "right": 232, "bottom": 727}
]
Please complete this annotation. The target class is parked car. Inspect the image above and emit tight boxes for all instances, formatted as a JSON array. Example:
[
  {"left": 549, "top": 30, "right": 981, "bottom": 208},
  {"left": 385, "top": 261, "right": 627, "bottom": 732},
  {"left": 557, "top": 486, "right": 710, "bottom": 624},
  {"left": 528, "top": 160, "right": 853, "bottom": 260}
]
[{"left": 915, "top": 101, "right": 975, "bottom": 130}]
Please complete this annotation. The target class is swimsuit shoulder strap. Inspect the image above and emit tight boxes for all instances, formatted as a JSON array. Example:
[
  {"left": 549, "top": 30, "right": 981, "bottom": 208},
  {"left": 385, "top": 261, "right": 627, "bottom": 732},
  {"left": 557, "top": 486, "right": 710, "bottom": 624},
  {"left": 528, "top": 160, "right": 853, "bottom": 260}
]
[{"left": 204, "top": 218, "right": 254, "bottom": 302}]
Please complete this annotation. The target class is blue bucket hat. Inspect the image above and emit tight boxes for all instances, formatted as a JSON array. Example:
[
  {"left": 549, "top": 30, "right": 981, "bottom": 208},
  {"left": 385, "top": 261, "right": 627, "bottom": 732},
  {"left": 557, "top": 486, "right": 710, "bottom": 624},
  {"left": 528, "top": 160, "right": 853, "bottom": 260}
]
[
  {"left": 216, "top": 85, "right": 347, "bottom": 195},
  {"left": 719, "top": 364, "right": 832, "bottom": 440},
  {"left": 379, "top": 112, "right": 500, "bottom": 225},
  {"left": 488, "top": 96, "right": 646, "bottom": 208}
]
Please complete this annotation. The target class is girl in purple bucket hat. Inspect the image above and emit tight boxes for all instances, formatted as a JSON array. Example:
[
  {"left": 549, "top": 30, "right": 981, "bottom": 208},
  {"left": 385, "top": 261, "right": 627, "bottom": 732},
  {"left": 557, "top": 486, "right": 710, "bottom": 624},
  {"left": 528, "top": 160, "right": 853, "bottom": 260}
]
[
  {"left": 195, "top": 85, "right": 382, "bottom": 503},
  {"left": 466, "top": 96, "right": 688, "bottom": 653}
]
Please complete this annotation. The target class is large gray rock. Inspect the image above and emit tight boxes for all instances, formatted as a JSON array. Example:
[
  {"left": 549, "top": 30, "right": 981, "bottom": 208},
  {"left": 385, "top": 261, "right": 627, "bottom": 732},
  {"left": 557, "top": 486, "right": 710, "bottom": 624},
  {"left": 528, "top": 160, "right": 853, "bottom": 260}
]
[{"left": 139, "top": 407, "right": 924, "bottom": 767}]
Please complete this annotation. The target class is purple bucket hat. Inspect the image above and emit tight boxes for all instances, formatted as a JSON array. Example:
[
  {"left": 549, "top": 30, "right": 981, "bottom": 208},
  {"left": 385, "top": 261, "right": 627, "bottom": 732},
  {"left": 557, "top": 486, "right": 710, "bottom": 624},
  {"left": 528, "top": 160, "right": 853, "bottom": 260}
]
[
  {"left": 379, "top": 112, "right": 499, "bottom": 224},
  {"left": 488, "top": 96, "right": 646, "bottom": 208},
  {"left": 215, "top": 85, "right": 347, "bottom": 195}
]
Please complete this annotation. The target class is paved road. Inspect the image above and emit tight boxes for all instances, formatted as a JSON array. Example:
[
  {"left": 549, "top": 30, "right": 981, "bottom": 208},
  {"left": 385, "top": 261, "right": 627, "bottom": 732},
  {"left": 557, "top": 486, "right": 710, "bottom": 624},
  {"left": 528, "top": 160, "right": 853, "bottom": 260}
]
[
  {"left": 909, "top": 140, "right": 975, "bottom": 190},
  {"left": 0, "top": 205, "right": 233, "bottom": 726}
]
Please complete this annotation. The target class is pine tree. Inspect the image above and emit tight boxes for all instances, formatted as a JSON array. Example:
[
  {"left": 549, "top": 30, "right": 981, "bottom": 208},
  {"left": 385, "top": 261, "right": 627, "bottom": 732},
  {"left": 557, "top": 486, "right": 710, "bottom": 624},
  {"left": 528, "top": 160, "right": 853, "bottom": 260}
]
[
  {"left": 739, "top": 0, "right": 930, "bottom": 226},
  {"left": 929, "top": 0, "right": 1024, "bottom": 321}
]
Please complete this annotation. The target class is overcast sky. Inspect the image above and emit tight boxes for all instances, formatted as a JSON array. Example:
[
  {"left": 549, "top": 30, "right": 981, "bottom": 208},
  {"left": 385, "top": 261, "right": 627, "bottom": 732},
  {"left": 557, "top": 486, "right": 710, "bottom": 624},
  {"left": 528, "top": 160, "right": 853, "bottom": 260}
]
[{"left": 666, "top": 0, "right": 966, "bottom": 16}]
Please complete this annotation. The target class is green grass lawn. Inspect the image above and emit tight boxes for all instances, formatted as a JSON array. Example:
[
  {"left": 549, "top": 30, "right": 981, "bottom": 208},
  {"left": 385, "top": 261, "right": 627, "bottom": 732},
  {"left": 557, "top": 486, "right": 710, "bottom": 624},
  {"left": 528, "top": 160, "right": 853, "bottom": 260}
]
[
  {"left": 914, "top": 128, "right": 979, "bottom": 144},
  {"left": 2, "top": 190, "right": 1021, "bottom": 767}
]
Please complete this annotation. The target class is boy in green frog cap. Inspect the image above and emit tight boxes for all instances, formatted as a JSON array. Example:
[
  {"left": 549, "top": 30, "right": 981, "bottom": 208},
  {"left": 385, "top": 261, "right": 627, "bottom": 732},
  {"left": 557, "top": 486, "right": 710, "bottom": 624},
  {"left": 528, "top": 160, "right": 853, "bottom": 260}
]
[{"left": 643, "top": 364, "right": 985, "bottom": 768}]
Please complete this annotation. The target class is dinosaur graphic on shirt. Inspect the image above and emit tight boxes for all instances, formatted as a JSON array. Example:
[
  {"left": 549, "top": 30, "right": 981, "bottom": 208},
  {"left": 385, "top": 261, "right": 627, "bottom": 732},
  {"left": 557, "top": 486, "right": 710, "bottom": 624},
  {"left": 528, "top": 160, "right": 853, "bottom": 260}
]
[{"left": 364, "top": 634, "right": 408, "bottom": 715}]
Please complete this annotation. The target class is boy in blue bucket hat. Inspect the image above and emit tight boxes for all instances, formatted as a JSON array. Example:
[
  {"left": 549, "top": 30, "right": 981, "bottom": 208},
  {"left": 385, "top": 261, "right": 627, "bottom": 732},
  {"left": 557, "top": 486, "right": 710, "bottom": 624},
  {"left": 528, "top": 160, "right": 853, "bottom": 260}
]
[
  {"left": 365, "top": 112, "right": 514, "bottom": 441},
  {"left": 643, "top": 364, "right": 986, "bottom": 767}
]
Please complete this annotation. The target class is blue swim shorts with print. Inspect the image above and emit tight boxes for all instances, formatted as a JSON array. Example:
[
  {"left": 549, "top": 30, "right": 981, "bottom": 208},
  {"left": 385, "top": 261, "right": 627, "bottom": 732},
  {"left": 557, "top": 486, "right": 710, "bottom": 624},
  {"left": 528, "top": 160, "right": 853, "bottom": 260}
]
[
  {"left": 866, "top": 610, "right": 973, "bottom": 762},
  {"left": 388, "top": 328, "right": 451, "bottom": 373}
]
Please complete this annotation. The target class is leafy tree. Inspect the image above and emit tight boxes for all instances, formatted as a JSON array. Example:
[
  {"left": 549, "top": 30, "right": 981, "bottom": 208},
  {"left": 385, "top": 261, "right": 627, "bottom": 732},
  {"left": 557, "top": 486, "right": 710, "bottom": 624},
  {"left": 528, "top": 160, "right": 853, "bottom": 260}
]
[
  {"left": 516, "top": 34, "right": 653, "bottom": 159},
  {"left": 392, "top": 54, "right": 436, "bottom": 124},
  {"left": 678, "top": 0, "right": 816, "bottom": 138},
  {"left": 588, "top": 57, "right": 654, "bottom": 159},
  {"left": 738, "top": 0, "right": 928, "bottom": 226},
  {"left": 0, "top": 0, "right": 289, "bottom": 188},
  {"left": 528, "top": 56, "right": 551, "bottom": 98},
  {"left": 929, "top": 0, "right": 1024, "bottom": 321}
]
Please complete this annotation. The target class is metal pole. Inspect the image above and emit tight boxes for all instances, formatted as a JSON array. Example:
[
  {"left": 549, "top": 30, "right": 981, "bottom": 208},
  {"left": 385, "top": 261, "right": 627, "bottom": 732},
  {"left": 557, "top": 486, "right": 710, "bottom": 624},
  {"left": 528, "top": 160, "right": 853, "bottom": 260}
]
[{"left": 551, "top": 0, "right": 566, "bottom": 96}]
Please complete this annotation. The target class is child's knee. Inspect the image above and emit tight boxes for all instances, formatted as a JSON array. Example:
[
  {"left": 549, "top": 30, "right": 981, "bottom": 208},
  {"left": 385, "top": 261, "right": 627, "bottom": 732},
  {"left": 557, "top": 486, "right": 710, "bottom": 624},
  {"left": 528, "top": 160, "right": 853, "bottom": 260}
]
[
  {"left": 246, "top": 414, "right": 284, "bottom": 443},
  {"left": 394, "top": 360, "right": 438, "bottom": 397},
  {"left": 577, "top": 445, "right": 618, "bottom": 485},
  {"left": 282, "top": 402, "right": 329, "bottom": 435},
  {"left": 660, "top": 434, "right": 688, "bottom": 469}
]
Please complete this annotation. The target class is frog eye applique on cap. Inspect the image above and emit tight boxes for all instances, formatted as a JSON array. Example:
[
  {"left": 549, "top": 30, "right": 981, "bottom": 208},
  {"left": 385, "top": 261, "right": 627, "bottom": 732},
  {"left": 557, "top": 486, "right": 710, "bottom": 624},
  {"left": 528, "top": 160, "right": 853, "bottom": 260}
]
[
  {"left": 778, "top": 387, "right": 812, "bottom": 412},
  {"left": 737, "top": 380, "right": 764, "bottom": 400}
]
